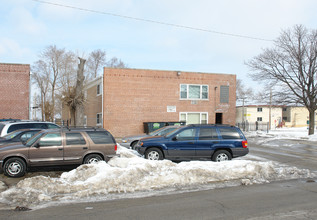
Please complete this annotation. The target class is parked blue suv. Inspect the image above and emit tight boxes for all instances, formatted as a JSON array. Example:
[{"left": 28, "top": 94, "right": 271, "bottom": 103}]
[{"left": 135, "top": 124, "right": 249, "bottom": 161}]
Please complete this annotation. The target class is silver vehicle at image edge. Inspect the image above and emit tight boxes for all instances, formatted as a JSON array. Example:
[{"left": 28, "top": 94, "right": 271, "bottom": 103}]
[{"left": 121, "top": 125, "right": 181, "bottom": 149}]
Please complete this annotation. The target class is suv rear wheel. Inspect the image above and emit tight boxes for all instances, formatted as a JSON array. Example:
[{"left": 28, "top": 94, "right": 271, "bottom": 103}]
[
  {"left": 4, "top": 157, "right": 26, "bottom": 178},
  {"left": 84, "top": 154, "right": 103, "bottom": 164},
  {"left": 145, "top": 148, "right": 163, "bottom": 160},
  {"left": 212, "top": 150, "right": 232, "bottom": 162}
]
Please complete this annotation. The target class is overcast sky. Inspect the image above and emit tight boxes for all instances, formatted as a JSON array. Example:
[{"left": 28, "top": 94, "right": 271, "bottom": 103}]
[{"left": 1, "top": 0, "right": 317, "bottom": 90}]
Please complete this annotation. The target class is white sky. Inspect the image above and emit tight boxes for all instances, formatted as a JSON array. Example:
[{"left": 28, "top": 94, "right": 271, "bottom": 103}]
[{"left": 1, "top": 0, "right": 317, "bottom": 89}]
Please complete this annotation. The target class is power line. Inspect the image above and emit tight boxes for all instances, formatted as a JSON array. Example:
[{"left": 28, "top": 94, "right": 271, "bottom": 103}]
[{"left": 32, "top": 0, "right": 273, "bottom": 42}]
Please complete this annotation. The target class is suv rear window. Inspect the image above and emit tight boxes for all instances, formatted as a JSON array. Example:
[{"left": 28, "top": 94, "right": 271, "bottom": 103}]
[
  {"left": 219, "top": 127, "right": 242, "bottom": 139},
  {"left": 86, "top": 131, "right": 115, "bottom": 144}
]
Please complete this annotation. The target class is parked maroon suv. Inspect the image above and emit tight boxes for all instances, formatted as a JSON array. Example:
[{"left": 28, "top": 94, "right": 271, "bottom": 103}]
[{"left": 0, "top": 128, "right": 118, "bottom": 177}]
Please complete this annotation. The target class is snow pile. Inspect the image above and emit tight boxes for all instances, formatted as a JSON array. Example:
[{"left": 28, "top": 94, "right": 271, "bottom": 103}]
[{"left": 0, "top": 148, "right": 314, "bottom": 208}]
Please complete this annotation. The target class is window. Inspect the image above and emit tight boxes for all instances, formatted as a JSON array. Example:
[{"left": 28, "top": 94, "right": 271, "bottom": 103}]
[
  {"left": 283, "top": 108, "right": 287, "bottom": 111},
  {"left": 66, "top": 133, "right": 86, "bottom": 145},
  {"left": 96, "top": 113, "right": 102, "bottom": 125},
  {"left": 176, "top": 128, "right": 196, "bottom": 141},
  {"left": 84, "top": 116, "right": 87, "bottom": 126},
  {"left": 180, "top": 112, "right": 208, "bottom": 124},
  {"left": 47, "top": 124, "right": 60, "bottom": 129},
  {"left": 283, "top": 117, "right": 288, "bottom": 121},
  {"left": 39, "top": 133, "right": 62, "bottom": 147},
  {"left": 199, "top": 128, "right": 218, "bottom": 140},
  {"left": 86, "top": 131, "right": 115, "bottom": 144},
  {"left": 20, "top": 131, "right": 39, "bottom": 142},
  {"left": 257, "top": 108, "right": 263, "bottom": 112},
  {"left": 257, "top": 117, "right": 262, "bottom": 121},
  {"left": 97, "top": 84, "right": 101, "bottom": 96},
  {"left": 219, "top": 127, "right": 241, "bottom": 139},
  {"left": 180, "top": 84, "right": 208, "bottom": 100},
  {"left": 220, "top": 86, "right": 229, "bottom": 103}
]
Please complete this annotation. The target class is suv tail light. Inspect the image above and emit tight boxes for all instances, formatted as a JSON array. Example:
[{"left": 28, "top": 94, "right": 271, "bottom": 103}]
[
  {"left": 242, "top": 140, "right": 248, "bottom": 148},
  {"left": 114, "top": 144, "right": 118, "bottom": 151}
]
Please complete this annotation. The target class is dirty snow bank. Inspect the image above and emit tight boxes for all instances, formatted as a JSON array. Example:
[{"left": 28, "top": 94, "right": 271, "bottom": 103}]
[{"left": 0, "top": 146, "right": 314, "bottom": 209}]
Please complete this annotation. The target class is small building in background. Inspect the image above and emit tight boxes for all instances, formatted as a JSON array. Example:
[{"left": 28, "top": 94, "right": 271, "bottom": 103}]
[
  {"left": 236, "top": 105, "right": 316, "bottom": 130},
  {"left": 236, "top": 105, "right": 283, "bottom": 130},
  {"left": 283, "top": 106, "right": 316, "bottom": 127},
  {"left": 0, "top": 63, "right": 30, "bottom": 120}
]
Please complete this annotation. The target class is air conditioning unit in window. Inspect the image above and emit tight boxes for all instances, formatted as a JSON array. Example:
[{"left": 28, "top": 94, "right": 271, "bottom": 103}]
[{"left": 191, "top": 100, "right": 198, "bottom": 105}]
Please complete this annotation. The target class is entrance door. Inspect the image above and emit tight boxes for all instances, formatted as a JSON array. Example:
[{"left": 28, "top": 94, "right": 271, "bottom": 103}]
[{"left": 215, "top": 113, "right": 223, "bottom": 124}]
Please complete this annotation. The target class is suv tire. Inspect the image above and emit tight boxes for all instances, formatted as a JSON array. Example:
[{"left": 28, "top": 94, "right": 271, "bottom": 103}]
[
  {"left": 212, "top": 150, "right": 232, "bottom": 162},
  {"left": 84, "top": 154, "right": 103, "bottom": 164},
  {"left": 4, "top": 157, "right": 27, "bottom": 178},
  {"left": 145, "top": 148, "right": 163, "bottom": 160}
]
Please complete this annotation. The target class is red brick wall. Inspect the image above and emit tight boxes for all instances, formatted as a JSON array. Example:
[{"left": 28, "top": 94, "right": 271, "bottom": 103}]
[
  {"left": 103, "top": 68, "right": 236, "bottom": 137},
  {"left": 0, "top": 63, "right": 30, "bottom": 120}
]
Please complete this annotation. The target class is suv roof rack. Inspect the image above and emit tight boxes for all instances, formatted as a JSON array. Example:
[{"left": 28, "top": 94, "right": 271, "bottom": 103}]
[
  {"left": 62, "top": 126, "right": 104, "bottom": 131},
  {"left": 187, "top": 124, "right": 234, "bottom": 127}
]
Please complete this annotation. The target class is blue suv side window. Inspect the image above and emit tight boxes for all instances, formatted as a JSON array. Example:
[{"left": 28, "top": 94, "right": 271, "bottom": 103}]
[
  {"left": 219, "top": 127, "right": 241, "bottom": 139},
  {"left": 176, "top": 128, "right": 196, "bottom": 141},
  {"left": 199, "top": 128, "right": 218, "bottom": 140}
]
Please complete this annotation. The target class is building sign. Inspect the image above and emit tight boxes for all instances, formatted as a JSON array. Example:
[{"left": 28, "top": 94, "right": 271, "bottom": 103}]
[{"left": 167, "top": 106, "right": 176, "bottom": 112}]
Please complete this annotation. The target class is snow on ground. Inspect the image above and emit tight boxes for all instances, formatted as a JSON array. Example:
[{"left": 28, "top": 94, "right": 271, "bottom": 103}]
[
  {"left": 246, "top": 127, "right": 317, "bottom": 141},
  {"left": 0, "top": 140, "right": 315, "bottom": 209},
  {"left": 245, "top": 127, "right": 317, "bottom": 147}
]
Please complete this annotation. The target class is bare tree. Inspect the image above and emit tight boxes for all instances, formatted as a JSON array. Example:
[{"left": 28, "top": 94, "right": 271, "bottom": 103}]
[
  {"left": 32, "top": 60, "right": 51, "bottom": 121},
  {"left": 86, "top": 49, "right": 106, "bottom": 79},
  {"left": 107, "top": 57, "right": 127, "bottom": 68},
  {"left": 40, "top": 45, "right": 66, "bottom": 121},
  {"left": 32, "top": 45, "right": 128, "bottom": 123},
  {"left": 246, "top": 25, "right": 317, "bottom": 135},
  {"left": 236, "top": 79, "right": 254, "bottom": 102},
  {"left": 75, "top": 57, "right": 86, "bottom": 126},
  {"left": 61, "top": 57, "right": 86, "bottom": 126}
]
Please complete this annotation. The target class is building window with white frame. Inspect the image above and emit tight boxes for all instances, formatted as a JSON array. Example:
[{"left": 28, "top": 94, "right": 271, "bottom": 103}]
[
  {"left": 180, "top": 84, "right": 208, "bottom": 100},
  {"left": 180, "top": 112, "right": 208, "bottom": 124},
  {"left": 257, "top": 107, "right": 263, "bottom": 112},
  {"left": 96, "top": 113, "right": 102, "bottom": 125}
]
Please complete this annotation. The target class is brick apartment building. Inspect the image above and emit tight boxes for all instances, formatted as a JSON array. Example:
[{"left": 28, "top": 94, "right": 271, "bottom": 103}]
[
  {"left": 102, "top": 68, "right": 236, "bottom": 137},
  {"left": 0, "top": 63, "right": 30, "bottom": 120}
]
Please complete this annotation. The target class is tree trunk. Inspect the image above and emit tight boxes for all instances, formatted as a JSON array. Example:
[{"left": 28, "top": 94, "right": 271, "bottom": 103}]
[
  {"left": 75, "top": 57, "right": 86, "bottom": 127},
  {"left": 70, "top": 108, "right": 76, "bottom": 127},
  {"left": 308, "top": 109, "right": 315, "bottom": 135}
]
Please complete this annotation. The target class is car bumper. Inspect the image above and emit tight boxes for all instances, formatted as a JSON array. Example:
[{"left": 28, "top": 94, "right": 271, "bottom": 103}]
[
  {"left": 135, "top": 146, "right": 146, "bottom": 155},
  {"left": 231, "top": 148, "right": 249, "bottom": 158}
]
